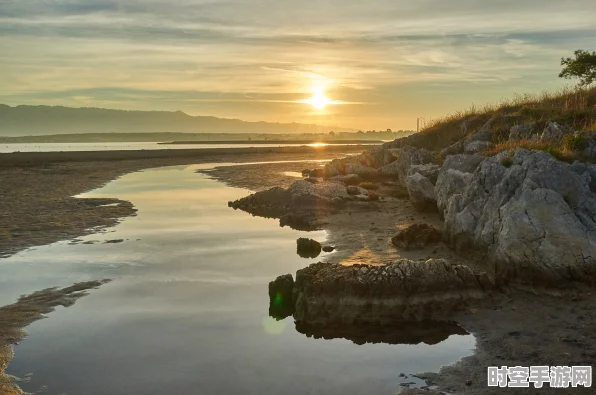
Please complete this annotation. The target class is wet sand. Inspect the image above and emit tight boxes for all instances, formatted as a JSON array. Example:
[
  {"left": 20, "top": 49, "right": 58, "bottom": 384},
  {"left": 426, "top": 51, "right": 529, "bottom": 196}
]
[{"left": 2, "top": 145, "right": 596, "bottom": 394}]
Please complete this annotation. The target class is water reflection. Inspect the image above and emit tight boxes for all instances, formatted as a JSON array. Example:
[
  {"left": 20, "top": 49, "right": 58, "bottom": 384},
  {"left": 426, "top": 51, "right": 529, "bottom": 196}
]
[{"left": 1, "top": 163, "right": 474, "bottom": 395}]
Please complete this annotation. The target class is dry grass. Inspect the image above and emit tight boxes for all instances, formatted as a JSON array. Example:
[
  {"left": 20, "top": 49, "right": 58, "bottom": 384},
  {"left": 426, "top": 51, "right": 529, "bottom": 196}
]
[
  {"left": 482, "top": 139, "right": 578, "bottom": 163},
  {"left": 398, "top": 87, "right": 596, "bottom": 152}
]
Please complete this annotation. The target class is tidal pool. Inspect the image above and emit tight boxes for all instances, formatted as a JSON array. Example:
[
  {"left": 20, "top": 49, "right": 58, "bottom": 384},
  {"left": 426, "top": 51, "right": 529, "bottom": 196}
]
[{"left": 0, "top": 163, "right": 474, "bottom": 394}]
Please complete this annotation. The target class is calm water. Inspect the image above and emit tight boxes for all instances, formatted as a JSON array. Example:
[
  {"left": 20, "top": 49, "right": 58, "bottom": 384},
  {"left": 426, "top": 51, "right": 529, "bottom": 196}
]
[
  {"left": 0, "top": 163, "right": 474, "bottom": 395},
  {"left": 0, "top": 142, "right": 376, "bottom": 153}
]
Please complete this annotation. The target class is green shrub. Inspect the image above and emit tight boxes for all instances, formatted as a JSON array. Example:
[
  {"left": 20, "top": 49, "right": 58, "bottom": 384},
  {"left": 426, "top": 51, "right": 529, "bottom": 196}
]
[
  {"left": 500, "top": 156, "right": 513, "bottom": 168},
  {"left": 563, "top": 132, "right": 589, "bottom": 151}
]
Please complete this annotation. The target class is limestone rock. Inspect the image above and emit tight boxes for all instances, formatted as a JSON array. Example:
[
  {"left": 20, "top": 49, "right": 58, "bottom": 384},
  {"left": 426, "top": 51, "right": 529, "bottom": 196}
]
[
  {"left": 435, "top": 169, "right": 473, "bottom": 217},
  {"left": 346, "top": 185, "right": 368, "bottom": 196},
  {"left": 292, "top": 259, "right": 494, "bottom": 324},
  {"left": 509, "top": 123, "right": 536, "bottom": 141},
  {"left": 405, "top": 173, "right": 437, "bottom": 212},
  {"left": 407, "top": 164, "right": 440, "bottom": 184},
  {"left": 464, "top": 140, "right": 494, "bottom": 154},
  {"left": 443, "top": 149, "right": 596, "bottom": 286},
  {"left": 540, "top": 121, "right": 574, "bottom": 142},
  {"left": 391, "top": 223, "right": 442, "bottom": 250},
  {"left": 440, "top": 154, "right": 484, "bottom": 175}
]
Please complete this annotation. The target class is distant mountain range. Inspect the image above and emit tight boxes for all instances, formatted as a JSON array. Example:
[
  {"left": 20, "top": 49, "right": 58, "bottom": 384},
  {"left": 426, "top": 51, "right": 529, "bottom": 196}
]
[{"left": 0, "top": 104, "right": 354, "bottom": 137}]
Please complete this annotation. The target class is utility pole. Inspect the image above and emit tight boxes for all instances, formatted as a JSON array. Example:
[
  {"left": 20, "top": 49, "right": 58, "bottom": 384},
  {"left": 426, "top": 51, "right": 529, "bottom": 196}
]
[{"left": 416, "top": 117, "right": 426, "bottom": 133}]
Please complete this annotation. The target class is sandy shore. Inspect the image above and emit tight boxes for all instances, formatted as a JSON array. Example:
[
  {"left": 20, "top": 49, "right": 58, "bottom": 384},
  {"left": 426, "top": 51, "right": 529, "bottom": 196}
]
[
  {"left": 2, "top": 145, "right": 596, "bottom": 394},
  {"left": 0, "top": 145, "right": 365, "bottom": 258}
]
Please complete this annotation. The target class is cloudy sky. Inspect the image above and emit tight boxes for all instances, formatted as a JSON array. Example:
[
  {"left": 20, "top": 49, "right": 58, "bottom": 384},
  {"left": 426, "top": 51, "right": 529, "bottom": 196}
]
[{"left": 1, "top": 0, "right": 595, "bottom": 130}]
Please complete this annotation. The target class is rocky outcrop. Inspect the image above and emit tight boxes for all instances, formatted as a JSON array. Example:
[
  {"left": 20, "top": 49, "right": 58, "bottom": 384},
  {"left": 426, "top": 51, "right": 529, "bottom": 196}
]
[
  {"left": 440, "top": 154, "right": 484, "bottom": 175},
  {"left": 329, "top": 174, "right": 360, "bottom": 186},
  {"left": 405, "top": 173, "right": 437, "bottom": 212},
  {"left": 443, "top": 149, "right": 596, "bottom": 286},
  {"left": 291, "top": 259, "right": 494, "bottom": 324},
  {"left": 392, "top": 223, "right": 442, "bottom": 250},
  {"left": 464, "top": 140, "right": 494, "bottom": 154},
  {"left": 229, "top": 180, "right": 350, "bottom": 230},
  {"left": 296, "top": 238, "right": 322, "bottom": 258}
]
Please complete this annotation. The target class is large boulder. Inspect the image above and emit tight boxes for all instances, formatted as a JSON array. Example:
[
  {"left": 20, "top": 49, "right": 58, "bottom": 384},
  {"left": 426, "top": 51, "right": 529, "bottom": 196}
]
[
  {"left": 292, "top": 259, "right": 494, "bottom": 324},
  {"left": 405, "top": 173, "right": 437, "bottom": 212},
  {"left": 443, "top": 149, "right": 596, "bottom": 286},
  {"left": 391, "top": 223, "right": 442, "bottom": 250},
  {"left": 384, "top": 145, "right": 433, "bottom": 185}
]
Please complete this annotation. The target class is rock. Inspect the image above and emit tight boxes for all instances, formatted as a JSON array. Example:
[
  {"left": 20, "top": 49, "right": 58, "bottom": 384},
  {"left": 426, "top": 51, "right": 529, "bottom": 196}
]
[
  {"left": 346, "top": 185, "right": 368, "bottom": 196},
  {"left": 368, "top": 191, "right": 379, "bottom": 201},
  {"left": 322, "top": 245, "right": 335, "bottom": 252},
  {"left": 440, "top": 140, "right": 465, "bottom": 157},
  {"left": 405, "top": 173, "right": 437, "bottom": 212},
  {"left": 443, "top": 149, "right": 596, "bottom": 286},
  {"left": 305, "top": 177, "right": 318, "bottom": 184},
  {"left": 540, "top": 121, "right": 574, "bottom": 142},
  {"left": 292, "top": 259, "right": 494, "bottom": 324},
  {"left": 378, "top": 160, "right": 401, "bottom": 177},
  {"left": 509, "top": 123, "right": 536, "bottom": 141},
  {"left": 380, "top": 145, "right": 433, "bottom": 185},
  {"left": 407, "top": 164, "right": 440, "bottom": 184},
  {"left": 435, "top": 169, "right": 474, "bottom": 217},
  {"left": 344, "top": 162, "right": 379, "bottom": 179},
  {"left": 464, "top": 140, "right": 494, "bottom": 154},
  {"left": 322, "top": 159, "right": 343, "bottom": 177},
  {"left": 310, "top": 168, "right": 324, "bottom": 178},
  {"left": 269, "top": 274, "right": 295, "bottom": 319},
  {"left": 440, "top": 154, "right": 484, "bottom": 175},
  {"left": 301, "top": 169, "right": 312, "bottom": 177},
  {"left": 229, "top": 180, "right": 350, "bottom": 230},
  {"left": 391, "top": 223, "right": 442, "bottom": 250},
  {"left": 296, "top": 238, "right": 322, "bottom": 258},
  {"left": 104, "top": 239, "right": 124, "bottom": 244},
  {"left": 330, "top": 174, "right": 360, "bottom": 186}
]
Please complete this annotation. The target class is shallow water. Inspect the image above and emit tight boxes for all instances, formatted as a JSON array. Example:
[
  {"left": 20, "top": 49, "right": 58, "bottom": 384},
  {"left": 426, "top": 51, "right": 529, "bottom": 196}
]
[
  {"left": 0, "top": 142, "right": 375, "bottom": 153},
  {"left": 0, "top": 163, "right": 474, "bottom": 394}
]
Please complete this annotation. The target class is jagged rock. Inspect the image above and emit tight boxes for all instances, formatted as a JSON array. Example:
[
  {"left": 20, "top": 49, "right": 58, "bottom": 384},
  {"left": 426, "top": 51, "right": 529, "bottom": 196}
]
[
  {"left": 329, "top": 174, "right": 360, "bottom": 185},
  {"left": 391, "top": 223, "right": 442, "bottom": 250},
  {"left": 296, "top": 238, "right": 322, "bottom": 258},
  {"left": 323, "top": 159, "right": 342, "bottom": 177},
  {"left": 292, "top": 259, "right": 494, "bottom": 324},
  {"left": 464, "top": 140, "right": 494, "bottom": 154},
  {"left": 440, "top": 154, "right": 484, "bottom": 175},
  {"left": 443, "top": 149, "right": 596, "bottom": 286},
  {"left": 440, "top": 140, "right": 465, "bottom": 157},
  {"left": 359, "top": 146, "right": 386, "bottom": 168},
  {"left": 440, "top": 117, "right": 495, "bottom": 157},
  {"left": 384, "top": 148, "right": 399, "bottom": 165},
  {"left": 344, "top": 162, "right": 379, "bottom": 178},
  {"left": 540, "top": 121, "right": 574, "bottom": 142},
  {"left": 509, "top": 123, "right": 537, "bottom": 141},
  {"left": 381, "top": 145, "right": 433, "bottom": 185},
  {"left": 378, "top": 159, "right": 401, "bottom": 177},
  {"left": 579, "top": 131, "right": 596, "bottom": 158},
  {"left": 269, "top": 274, "right": 295, "bottom": 319},
  {"left": 435, "top": 169, "right": 474, "bottom": 217},
  {"left": 407, "top": 164, "right": 440, "bottom": 184},
  {"left": 405, "top": 173, "right": 437, "bottom": 212}
]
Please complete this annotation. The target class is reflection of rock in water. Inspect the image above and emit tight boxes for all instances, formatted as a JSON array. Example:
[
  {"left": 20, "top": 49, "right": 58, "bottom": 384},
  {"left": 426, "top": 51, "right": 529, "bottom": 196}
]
[
  {"left": 296, "top": 238, "right": 321, "bottom": 259},
  {"left": 268, "top": 274, "right": 294, "bottom": 320},
  {"left": 295, "top": 321, "right": 468, "bottom": 346}
]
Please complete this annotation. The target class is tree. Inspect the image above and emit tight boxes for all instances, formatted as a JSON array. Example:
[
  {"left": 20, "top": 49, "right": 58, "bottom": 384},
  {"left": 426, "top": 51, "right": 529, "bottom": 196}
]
[{"left": 559, "top": 50, "right": 596, "bottom": 87}]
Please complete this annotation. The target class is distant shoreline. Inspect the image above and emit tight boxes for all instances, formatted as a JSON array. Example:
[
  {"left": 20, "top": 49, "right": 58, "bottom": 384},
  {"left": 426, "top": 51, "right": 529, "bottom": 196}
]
[{"left": 159, "top": 139, "right": 382, "bottom": 145}]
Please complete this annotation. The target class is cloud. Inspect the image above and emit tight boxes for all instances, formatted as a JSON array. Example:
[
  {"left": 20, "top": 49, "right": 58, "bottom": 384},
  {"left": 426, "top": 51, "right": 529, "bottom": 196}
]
[{"left": 1, "top": 0, "right": 595, "bottom": 129}]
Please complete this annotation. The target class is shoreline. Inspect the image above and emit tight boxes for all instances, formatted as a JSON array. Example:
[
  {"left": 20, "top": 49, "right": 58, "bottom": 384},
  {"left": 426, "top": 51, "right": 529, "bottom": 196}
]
[{"left": 2, "top": 144, "right": 596, "bottom": 394}]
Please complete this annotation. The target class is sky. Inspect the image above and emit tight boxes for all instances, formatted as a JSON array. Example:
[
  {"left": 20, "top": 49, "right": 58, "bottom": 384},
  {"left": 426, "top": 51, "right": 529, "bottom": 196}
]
[{"left": 1, "top": 0, "right": 595, "bottom": 130}]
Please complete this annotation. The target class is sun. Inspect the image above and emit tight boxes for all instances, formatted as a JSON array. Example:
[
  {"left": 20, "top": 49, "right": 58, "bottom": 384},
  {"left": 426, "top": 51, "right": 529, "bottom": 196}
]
[{"left": 307, "top": 91, "right": 331, "bottom": 110}]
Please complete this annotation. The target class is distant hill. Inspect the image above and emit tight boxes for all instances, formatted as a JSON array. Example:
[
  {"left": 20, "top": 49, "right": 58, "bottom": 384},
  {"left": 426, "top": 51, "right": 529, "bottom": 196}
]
[{"left": 0, "top": 104, "right": 354, "bottom": 137}]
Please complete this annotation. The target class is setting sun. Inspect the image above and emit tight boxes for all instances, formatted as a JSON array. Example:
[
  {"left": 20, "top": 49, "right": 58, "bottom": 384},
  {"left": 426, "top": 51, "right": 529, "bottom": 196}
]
[{"left": 306, "top": 92, "right": 332, "bottom": 110}]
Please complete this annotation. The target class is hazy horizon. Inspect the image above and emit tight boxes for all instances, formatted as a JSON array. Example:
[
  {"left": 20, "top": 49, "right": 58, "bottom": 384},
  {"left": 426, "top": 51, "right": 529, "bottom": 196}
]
[{"left": 1, "top": 0, "right": 595, "bottom": 130}]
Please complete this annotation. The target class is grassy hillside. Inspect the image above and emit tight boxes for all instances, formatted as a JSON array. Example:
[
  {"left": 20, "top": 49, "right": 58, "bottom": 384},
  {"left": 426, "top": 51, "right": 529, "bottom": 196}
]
[{"left": 392, "top": 87, "right": 596, "bottom": 155}]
